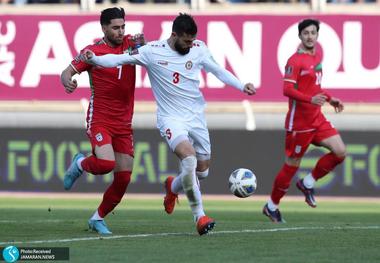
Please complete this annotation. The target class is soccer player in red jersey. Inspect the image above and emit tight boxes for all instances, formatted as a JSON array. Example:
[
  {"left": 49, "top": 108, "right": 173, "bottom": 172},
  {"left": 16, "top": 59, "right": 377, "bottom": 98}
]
[
  {"left": 263, "top": 19, "right": 346, "bottom": 223},
  {"left": 60, "top": 7, "right": 143, "bottom": 234}
]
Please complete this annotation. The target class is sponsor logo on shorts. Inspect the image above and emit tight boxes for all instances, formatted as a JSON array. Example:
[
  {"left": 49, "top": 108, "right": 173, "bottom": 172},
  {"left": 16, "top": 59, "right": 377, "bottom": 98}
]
[
  {"left": 95, "top": 133, "right": 103, "bottom": 142},
  {"left": 295, "top": 145, "right": 302, "bottom": 154}
]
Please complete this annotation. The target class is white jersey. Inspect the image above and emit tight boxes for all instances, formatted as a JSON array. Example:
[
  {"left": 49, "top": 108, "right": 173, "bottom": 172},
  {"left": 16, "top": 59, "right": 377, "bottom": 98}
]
[{"left": 90, "top": 39, "right": 245, "bottom": 120}]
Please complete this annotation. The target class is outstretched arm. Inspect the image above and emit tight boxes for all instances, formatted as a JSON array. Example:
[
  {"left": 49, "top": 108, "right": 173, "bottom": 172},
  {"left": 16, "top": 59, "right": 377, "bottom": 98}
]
[{"left": 83, "top": 49, "right": 141, "bottom": 68}]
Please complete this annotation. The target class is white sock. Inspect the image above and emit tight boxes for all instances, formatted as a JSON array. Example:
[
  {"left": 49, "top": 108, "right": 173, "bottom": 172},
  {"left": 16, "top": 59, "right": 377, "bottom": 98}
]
[
  {"left": 267, "top": 199, "right": 278, "bottom": 211},
  {"left": 171, "top": 176, "right": 183, "bottom": 194},
  {"left": 303, "top": 173, "right": 316, "bottom": 189},
  {"left": 90, "top": 210, "right": 103, "bottom": 221},
  {"left": 190, "top": 186, "right": 205, "bottom": 222},
  {"left": 77, "top": 157, "right": 85, "bottom": 171},
  {"left": 179, "top": 172, "right": 205, "bottom": 221},
  {"left": 179, "top": 156, "right": 205, "bottom": 222}
]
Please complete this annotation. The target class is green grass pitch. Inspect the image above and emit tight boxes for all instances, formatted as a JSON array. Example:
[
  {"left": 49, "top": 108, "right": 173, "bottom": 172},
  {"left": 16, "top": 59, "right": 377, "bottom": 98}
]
[{"left": 0, "top": 195, "right": 379, "bottom": 263}]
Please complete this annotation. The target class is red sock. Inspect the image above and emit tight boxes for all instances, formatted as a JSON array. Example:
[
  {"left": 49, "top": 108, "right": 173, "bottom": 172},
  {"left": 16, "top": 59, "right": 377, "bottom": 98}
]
[
  {"left": 312, "top": 152, "right": 345, "bottom": 180},
  {"left": 98, "top": 171, "right": 131, "bottom": 218},
  {"left": 271, "top": 164, "right": 299, "bottom": 205},
  {"left": 81, "top": 156, "right": 115, "bottom": 175}
]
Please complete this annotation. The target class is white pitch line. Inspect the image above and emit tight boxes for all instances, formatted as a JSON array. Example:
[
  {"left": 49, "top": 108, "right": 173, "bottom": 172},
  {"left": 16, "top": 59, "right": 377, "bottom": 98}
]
[
  {"left": 0, "top": 220, "right": 65, "bottom": 224},
  {"left": 1, "top": 225, "right": 379, "bottom": 246}
]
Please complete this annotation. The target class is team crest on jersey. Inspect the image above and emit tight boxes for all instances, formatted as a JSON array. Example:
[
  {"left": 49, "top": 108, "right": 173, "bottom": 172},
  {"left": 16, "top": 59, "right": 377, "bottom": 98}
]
[
  {"left": 285, "top": 66, "right": 293, "bottom": 75},
  {"left": 95, "top": 133, "right": 103, "bottom": 142},
  {"left": 185, "top": 60, "right": 193, "bottom": 70}
]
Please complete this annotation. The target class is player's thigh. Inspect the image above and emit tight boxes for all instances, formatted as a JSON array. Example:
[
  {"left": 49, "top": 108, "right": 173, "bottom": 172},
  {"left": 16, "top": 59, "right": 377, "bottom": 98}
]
[
  {"left": 174, "top": 140, "right": 196, "bottom": 160},
  {"left": 87, "top": 126, "right": 115, "bottom": 160},
  {"left": 157, "top": 117, "right": 190, "bottom": 153},
  {"left": 112, "top": 129, "right": 134, "bottom": 171},
  {"left": 285, "top": 131, "right": 314, "bottom": 161},
  {"left": 318, "top": 134, "right": 346, "bottom": 157},
  {"left": 189, "top": 114, "right": 211, "bottom": 161},
  {"left": 313, "top": 122, "right": 346, "bottom": 156}
]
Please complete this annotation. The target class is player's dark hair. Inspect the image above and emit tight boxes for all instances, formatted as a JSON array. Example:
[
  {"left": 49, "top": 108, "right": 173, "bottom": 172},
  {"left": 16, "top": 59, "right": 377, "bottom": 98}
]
[
  {"left": 100, "top": 7, "right": 125, "bottom": 26},
  {"left": 172, "top": 13, "right": 197, "bottom": 36},
  {"left": 298, "top": 19, "right": 320, "bottom": 35}
]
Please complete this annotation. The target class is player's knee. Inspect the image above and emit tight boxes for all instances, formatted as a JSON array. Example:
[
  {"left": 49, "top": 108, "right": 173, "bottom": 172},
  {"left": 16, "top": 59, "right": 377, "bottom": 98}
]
[
  {"left": 333, "top": 151, "right": 346, "bottom": 163},
  {"left": 114, "top": 171, "right": 131, "bottom": 186},
  {"left": 196, "top": 168, "right": 209, "bottom": 181},
  {"left": 181, "top": 155, "right": 197, "bottom": 174},
  {"left": 94, "top": 159, "right": 115, "bottom": 175},
  {"left": 334, "top": 146, "right": 347, "bottom": 160}
]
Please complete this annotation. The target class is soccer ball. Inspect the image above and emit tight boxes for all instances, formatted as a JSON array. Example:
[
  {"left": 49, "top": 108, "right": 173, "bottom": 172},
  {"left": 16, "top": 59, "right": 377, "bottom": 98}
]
[{"left": 229, "top": 168, "right": 257, "bottom": 198}]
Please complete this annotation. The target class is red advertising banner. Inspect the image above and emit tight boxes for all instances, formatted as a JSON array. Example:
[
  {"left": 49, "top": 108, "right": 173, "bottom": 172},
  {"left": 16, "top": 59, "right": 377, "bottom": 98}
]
[{"left": 0, "top": 14, "right": 379, "bottom": 102}]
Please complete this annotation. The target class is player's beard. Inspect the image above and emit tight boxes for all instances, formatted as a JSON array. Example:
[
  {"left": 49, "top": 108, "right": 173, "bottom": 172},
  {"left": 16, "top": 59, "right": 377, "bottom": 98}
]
[
  {"left": 106, "top": 35, "right": 123, "bottom": 47},
  {"left": 174, "top": 41, "right": 190, "bottom": 55}
]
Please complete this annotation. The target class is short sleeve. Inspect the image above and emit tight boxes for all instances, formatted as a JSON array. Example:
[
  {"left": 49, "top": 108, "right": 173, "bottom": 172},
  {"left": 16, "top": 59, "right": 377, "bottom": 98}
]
[
  {"left": 70, "top": 45, "right": 93, "bottom": 74},
  {"left": 283, "top": 56, "right": 300, "bottom": 83}
]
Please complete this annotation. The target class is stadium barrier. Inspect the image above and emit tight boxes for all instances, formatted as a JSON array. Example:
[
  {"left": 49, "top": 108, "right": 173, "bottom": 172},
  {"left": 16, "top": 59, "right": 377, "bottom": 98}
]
[{"left": 0, "top": 128, "right": 379, "bottom": 196}]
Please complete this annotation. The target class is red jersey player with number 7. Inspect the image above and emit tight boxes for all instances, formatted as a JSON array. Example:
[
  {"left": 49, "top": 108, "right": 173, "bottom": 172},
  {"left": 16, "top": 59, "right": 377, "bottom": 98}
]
[
  {"left": 60, "top": 7, "right": 144, "bottom": 235},
  {"left": 263, "top": 19, "right": 346, "bottom": 223}
]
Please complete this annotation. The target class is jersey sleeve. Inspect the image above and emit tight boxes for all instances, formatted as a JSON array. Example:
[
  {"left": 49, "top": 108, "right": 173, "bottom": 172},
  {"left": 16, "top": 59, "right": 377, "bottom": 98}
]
[
  {"left": 200, "top": 44, "right": 244, "bottom": 91},
  {"left": 283, "top": 81, "right": 312, "bottom": 102},
  {"left": 283, "top": 56, "right": 300, "bottom": 84},
  {"left": 90, "top": 44, "right": 150, "bottom": 68},
  {"left": 282, "top": 56, "right": 313, "bottom": 102},
  {"left": 70, "top": 45, "right": 93, "bottom": 74}
]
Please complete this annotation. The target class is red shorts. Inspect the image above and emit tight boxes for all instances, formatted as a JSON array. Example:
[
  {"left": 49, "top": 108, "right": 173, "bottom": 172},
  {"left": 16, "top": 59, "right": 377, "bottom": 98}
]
[
  {"left": 87, "top": 124, "right": 134, "bottom": 156},
  {"left": 285, "top": 120, "right": 338, "bottom": 158}
]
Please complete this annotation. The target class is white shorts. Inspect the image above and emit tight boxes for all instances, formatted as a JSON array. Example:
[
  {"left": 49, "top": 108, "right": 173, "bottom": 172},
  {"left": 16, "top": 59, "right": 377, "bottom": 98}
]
[{"left": 157, "top": 113, "right": 211, "bottom": 160}]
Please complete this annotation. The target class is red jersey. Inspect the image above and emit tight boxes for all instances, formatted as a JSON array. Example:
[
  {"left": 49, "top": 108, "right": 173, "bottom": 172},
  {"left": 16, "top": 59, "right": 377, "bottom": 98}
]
[
  {"left": 71, "top": 36, "right": 136, "bottom": 129},
  {"left": 283, "top": 49, "right": 329, "bottom": 132}
]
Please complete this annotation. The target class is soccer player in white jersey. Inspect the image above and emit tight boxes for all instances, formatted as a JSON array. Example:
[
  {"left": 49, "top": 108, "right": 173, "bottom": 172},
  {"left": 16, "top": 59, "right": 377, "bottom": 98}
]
[{"left": 83, "top": 13, "right": 256, "bottom": 235}]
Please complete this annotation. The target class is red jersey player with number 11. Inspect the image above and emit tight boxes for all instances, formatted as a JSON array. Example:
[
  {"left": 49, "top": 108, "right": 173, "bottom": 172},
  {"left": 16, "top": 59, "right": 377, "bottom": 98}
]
[{"left": 263, "top": 19, "right": 346, "bottom": 223}]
